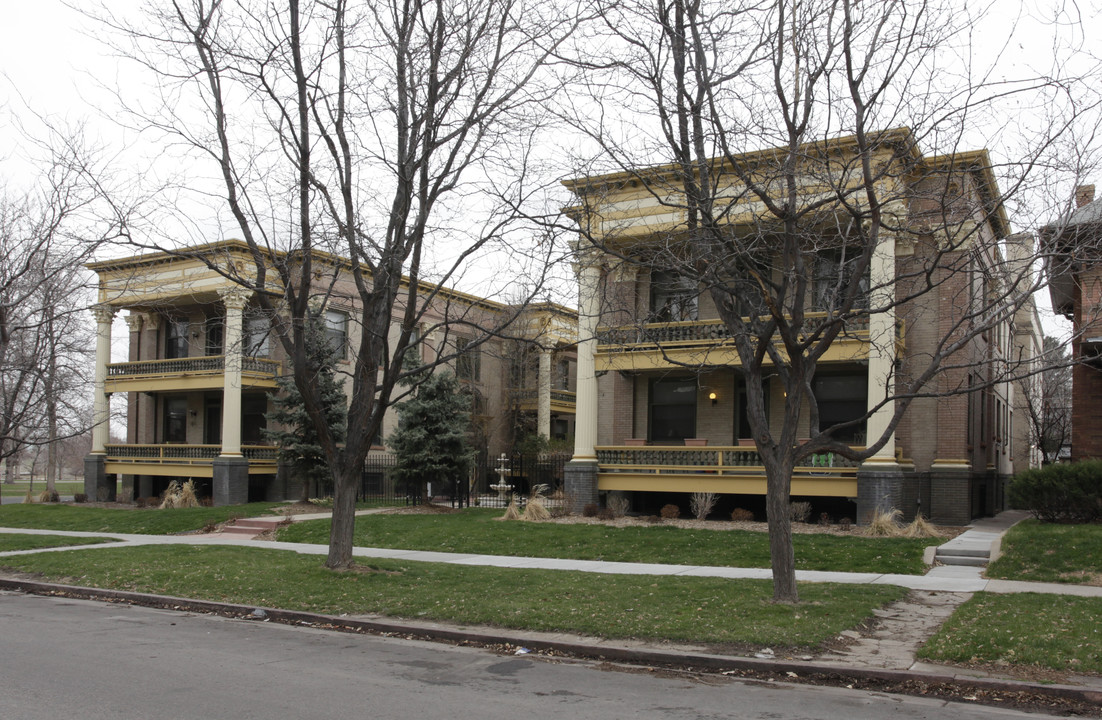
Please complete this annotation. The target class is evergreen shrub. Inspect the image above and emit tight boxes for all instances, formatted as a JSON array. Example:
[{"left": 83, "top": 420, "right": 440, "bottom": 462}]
[{"left": 1008, "top": 460, "right": 1102, "bottom": 523}]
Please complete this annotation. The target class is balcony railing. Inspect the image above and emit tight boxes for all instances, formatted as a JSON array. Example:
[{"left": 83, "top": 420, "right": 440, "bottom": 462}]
[
  {"left": 104, "top": 444, "right": 278, "bottom": 465},
  {"left": 596, "top": 313, "right": 872, "bottom": 347},
  {"left": 106, "top": 355, "right": 281, "bottom": 378},
  {"left": 596, "top": 445, "right": 864, "bottom": 476},
  {"left": 511, "top": 388, "right": 577, "bottom": 405}
]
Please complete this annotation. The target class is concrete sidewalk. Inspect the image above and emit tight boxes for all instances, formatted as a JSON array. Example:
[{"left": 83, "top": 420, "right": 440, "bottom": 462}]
[{"left": 1, "top": 509, "right": 1098, "bottom": 597}]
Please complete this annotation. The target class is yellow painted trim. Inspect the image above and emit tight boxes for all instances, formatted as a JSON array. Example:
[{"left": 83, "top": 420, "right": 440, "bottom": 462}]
[
  {"left": 105, "top": 462, "right": 216, "bottom": 478},
  {"left": 595, "top": 337, "right": 867, "bottom": 371},
  {"left": 105, "top": 374, "right": 279, "bottom": 393}
]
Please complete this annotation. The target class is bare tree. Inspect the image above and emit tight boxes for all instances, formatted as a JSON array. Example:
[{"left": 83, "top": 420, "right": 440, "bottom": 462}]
[
  {"left": 99, "top": 0, "right": 580, "bottom": 567},
  {"left": 0, "top": 129, "right": 107, "bottom": 485},
  {"left": 1022, "top": 336, "right": 1072, "bottom": 465},
  {"left": 562, "top": 0, "right": 1097, "bottom": 601}
]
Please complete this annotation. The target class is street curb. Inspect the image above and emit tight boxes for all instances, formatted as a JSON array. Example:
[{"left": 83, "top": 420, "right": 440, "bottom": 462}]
[{"left": 2, "top": 576, "right": 1100, "bottom": 713}]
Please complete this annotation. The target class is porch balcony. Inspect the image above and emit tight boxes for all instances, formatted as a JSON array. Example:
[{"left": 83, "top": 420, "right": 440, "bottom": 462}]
[
  {"left": 104, "top": 356, "right": 281, "bottom": 393},
  {"left": 595, "top": 444, "right": 864, "bottom": 497},
  {"left": 512, "top": 388, "right": 577, "bottom": 414},
  {"left": 594, "top": 313, "right": 904, "bottom": 372},
  {"left": 103, "top": 443, "right": 279, "bottom": 477}
]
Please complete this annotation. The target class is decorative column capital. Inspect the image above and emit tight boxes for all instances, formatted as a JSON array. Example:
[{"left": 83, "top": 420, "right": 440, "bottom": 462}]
[
  {"left": 91, "top": 304, "right": 117, "bottom": 325},
  {"left": 219, "top": 286, "right": 253, "bottom": 311},
  {"left": 123, "top": 313, "right": 144, "bottom": 332}
]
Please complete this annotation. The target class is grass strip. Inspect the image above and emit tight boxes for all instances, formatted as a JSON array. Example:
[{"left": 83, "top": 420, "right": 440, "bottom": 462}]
[
  {"left": 278, "top": 509, "right": 937, "bottom": 574},
  {"left": 919, "top": 592, "right": 1102, "bottom": 674},
  {"left": 0, "top": 534, "right": 117, "bottom": 552},
  {"left": 0, "top": 503, "right": 285, "bottom": 535},
  {"left": 0, "top": 544, "right": 905, "bottom": 648},
  {"left": 987, "top": 520, "right": 1102, "bottom": 585},
  {"left": 1, "top": 481, "right": 84, "bottom": 498}
]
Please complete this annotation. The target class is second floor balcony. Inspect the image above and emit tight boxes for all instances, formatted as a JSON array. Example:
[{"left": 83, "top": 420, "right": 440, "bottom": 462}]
[
  {"left": 104, "top": 355, "right": 282, "bottom": 394},
  {"left": 511, "top": 387, "right": 577, "bottom": 414},
  {"left": 594, "top": 313, "right": 904, "bottom": 372}
]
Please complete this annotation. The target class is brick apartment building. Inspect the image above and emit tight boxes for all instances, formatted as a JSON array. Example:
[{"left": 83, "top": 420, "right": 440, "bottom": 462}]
[
  {"left": 560, "top": 129, "right": 1040, "bottom": 525},
  {"left": 1045, "top": 184, "right": 1102, "bottom": 459},
  {"left": 83, "top": 242, "right": 575, "bottom": 505}
]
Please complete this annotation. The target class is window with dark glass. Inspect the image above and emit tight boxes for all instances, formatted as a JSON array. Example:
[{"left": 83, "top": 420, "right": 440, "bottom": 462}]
[
  {"left": 205, "top": 316, "right": 224, "bottom": 356},
  {"left": 813, "top": 247, "right": 869, "bottom": 312},
  {"left": 812, "top": 373, "right": 867, "bottom": 443},
  {"left": 650, "top": 271, "right": 698, "bottom": 322},
  {"left": 324, "top": 309, "right": 348, "bottom": 357},
  {"left": 163, "top": 396, "right": 188, "bottom": 443},
  {"left": 241, "top": 394, "right": 267, "bottom": 444},
  {"left": 164, "top": 319, "right": 189, "bottom": 359},
  {"left": 649, "top": 377, "right": 697, "bottom": 442},
  {"left": 556, "top": 358, "right": 571, "bottom": 390},
  {"left": 456, "top": 337, "right": 480, "bottom": 381}
]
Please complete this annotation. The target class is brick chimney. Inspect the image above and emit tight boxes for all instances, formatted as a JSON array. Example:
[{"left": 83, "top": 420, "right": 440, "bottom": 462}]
[{"left": 1076, "top": 184, "right": 1095, "bottom": 208}]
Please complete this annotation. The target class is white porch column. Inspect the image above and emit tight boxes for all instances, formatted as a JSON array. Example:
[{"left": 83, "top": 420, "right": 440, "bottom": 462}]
[
  {"left": 864, "top": 229, "right": 899, "bottom": 464},
  {"left": 90, "top": 304, "right": 116, "bottom": 454},
  {"left": 572, "top": 256, "right": 601, "bottom": 462},
  {"left": 219, "top": 288, "right": 251, "bottom": 457},
  {"left": 537, "top": 348, "right": 552, "bottom": 439}
]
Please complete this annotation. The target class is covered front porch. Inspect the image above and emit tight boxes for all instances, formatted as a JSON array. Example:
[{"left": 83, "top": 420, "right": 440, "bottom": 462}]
[{"left": 595, "top": 444, "right": 861, "bottom": 498}]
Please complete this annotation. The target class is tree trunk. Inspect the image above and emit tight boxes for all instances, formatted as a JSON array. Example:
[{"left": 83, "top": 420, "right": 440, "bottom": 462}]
[
  {"left": 764, "top": 457, "right": 798, "bottom": 603},
  {"left": 326, "top": 460, "right": 358, "bottom": 569}
]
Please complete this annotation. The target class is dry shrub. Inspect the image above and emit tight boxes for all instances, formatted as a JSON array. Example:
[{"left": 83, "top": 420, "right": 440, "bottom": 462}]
[
  {"left": 838, "top": 517, "right": 853, "bottom": 531},
  {"left": 690, "top": 492, "right": 718, "bottom": 520},
  {"left": 863, "top": 507, "right": 903, "bottom": 536},
  {"left": 160, "top": 480, "right": 200, "bottom": 509},
  {"left": 96, "top": 487, "right": 111, "bottom": 502},
  {"left": 660, "top": 503, "right": 680, "bottom": 520},
  {"left": 38, "top": 489, "right": 60, "bottom": 503},
  {"left": 607, "top": 494, "right": 630, "bottom": 519},
  {"left": 73, "top": 493, "right": 88, "bottom": 503},
  {"left": 581, "top": 503, "right": 598, "bottom": 518},
  {"left": 902, "top": 514, "right": 942, "bottom": 538},
  {"left": 521, "top": 484, "right": 551, "bottom": 521},
  {"left": 644, "top": 514, "right": 662, "bottom": 523},
  {"left": 117, "top": 488, "right": 133, "bottom": 504},
  {"left": 596, "top": 507, "right": 614, "bottom": 521},
  {"left": 788, "top": 501, "right": 812, "bottom": 524},
  {"left": 731, "top": 507, "right": 754, "bottom": 522},
  {"left": 502, "top": 495, "right": 521, "bottom": 520},
  {"left": 23, "top": 489, "right": 35, "bottom": 503}
]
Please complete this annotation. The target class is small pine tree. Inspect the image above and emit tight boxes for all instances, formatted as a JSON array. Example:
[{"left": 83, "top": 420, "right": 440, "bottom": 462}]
[
  {"left": 264, "top": 315, "right": 347, "bottom": 501},
  {"left": 389, "top": 366, "right": 474, "bottom": 504}
]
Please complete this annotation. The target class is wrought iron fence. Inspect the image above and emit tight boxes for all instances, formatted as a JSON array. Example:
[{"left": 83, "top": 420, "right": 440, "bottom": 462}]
[{"left": 357, "top": 450, "right": 568, "bottom": 510}]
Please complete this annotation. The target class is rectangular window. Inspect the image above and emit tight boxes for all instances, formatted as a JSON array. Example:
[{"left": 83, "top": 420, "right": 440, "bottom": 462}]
[
  {"left": 649, "top": 377, "right": 697, "bottom": 442},
  {"left": 650, "top": 270, "right": 698, "bottom": 322},
  {"left": 556, "top": 358, "right": 571, "bottom": 391},
  {"left": 812, "top": 373, "right": 867, "bottom": 443},
  {"left": 456, "top": 337, "right": 480, "bottom": 381},
  {"left": 813, "top": 248, "right": 869, "bottom": 312},
  {"left": 162, "top": 396, "right": 187, "bottom": 443},
  {"left": 244, "top": 313, "right": 270, "bottom": 357},
  {"left": 324, "top": 309, "right": 348, "bottom": 357},
  {"left": 205, "top": 316, "right": 224, "bottom": 356},
  {"left": 241, "top": 394, "right": 268, "bottom": 445},
  {"left": 164, "top": 319, "right": 189, "bottom": 359}
]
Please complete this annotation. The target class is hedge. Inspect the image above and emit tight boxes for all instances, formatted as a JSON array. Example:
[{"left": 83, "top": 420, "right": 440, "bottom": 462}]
[{"left": 1008, "top": 460, "right": 1102, "bottom": 523}]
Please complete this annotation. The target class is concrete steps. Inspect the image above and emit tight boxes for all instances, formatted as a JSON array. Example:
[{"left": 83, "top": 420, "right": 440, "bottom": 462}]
[
  {"left": 220, "top": 516, "right": 286, "bottom": 538},
  {"left": 934, "top": 546, "right": 990, "bottom": 567}
]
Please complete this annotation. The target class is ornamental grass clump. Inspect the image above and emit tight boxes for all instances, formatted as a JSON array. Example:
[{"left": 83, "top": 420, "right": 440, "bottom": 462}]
[
  {"left": 521, "top": 484, "right": 551, "bottom": 522},
  {"left": 690, "top": 492, "right": 718, "bottom": 520},
  {"left": 502, "top": 494, "right": 521, "bottom": 520},
  {"left": 863, "top": 508, "right": 903, "bottom": 537},
  {"left": 160, "top": 480, "right": 200, "bottom": 509},
  {"left": 902, "top": 514, "right": 942, "bottom": 538}
]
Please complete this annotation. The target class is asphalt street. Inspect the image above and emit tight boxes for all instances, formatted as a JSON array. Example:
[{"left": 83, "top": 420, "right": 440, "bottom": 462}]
[{"left": 0, "top": 591, "right": 1053, "bottom": 720}]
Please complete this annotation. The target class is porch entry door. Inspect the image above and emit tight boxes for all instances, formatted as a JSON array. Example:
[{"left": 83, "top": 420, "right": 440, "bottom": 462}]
[
  {"left": 649, "top": 377, "right": 697, "bottom": 442},
  {"left": 204, "top": 398, "right": 222, "bottom": 445}
]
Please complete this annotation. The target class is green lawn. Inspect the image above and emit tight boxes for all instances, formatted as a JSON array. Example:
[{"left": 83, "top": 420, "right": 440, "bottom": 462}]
[
  {"left": 1, "top": 480, "right": 84, "bottom": 498},
  {"left": 0, "top": 503, "right": 285, "bottom": 535},
  {"left": 0, "top": 544, "right": 906, "bottom": 648},
  {"left": 920, "top": 592, "right": 1102, "bottom": 674},
  {"left": 0, "top": 533, "right": 117, "bottom": 552},
  {"left": 987, "top": 520, "right": 1102, "bottom": 585},
  {"left": 278, "top": 509, "right": 939, "bottom": 574}
]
